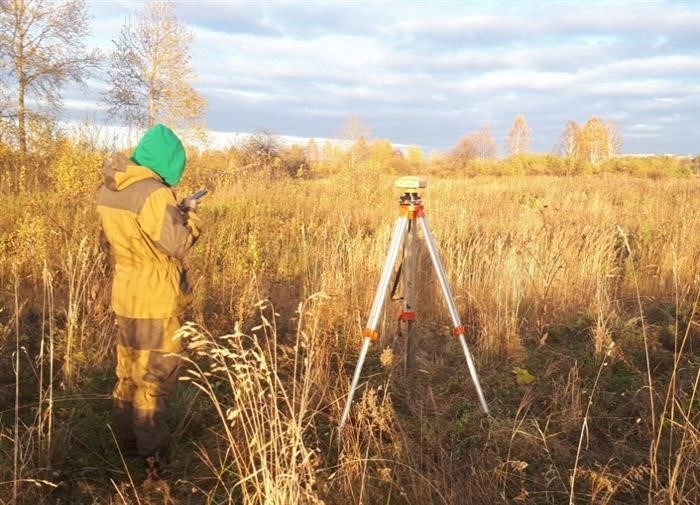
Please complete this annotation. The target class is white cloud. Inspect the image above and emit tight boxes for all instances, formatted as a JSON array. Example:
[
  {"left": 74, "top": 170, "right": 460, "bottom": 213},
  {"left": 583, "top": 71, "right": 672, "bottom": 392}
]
[
  {"left": 584, "top": 80, "right": 696, "bottom": 97},
  {"left": 63, "top": 98, "right": 103, "bottom": 112},
  {"left": 629, "top": 123, "right": 663, "bottom": 132}
]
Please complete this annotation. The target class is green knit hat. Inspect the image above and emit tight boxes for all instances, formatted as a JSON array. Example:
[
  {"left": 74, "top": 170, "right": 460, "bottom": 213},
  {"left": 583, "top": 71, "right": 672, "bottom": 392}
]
[{"left": 131, "top": 124, "right": 186, "bottom": 186}]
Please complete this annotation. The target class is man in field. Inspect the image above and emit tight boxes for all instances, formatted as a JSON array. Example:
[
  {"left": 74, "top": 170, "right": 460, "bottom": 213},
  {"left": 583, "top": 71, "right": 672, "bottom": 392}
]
[{"left": 96, "top": 124, "right": 202, "bottom": 475}]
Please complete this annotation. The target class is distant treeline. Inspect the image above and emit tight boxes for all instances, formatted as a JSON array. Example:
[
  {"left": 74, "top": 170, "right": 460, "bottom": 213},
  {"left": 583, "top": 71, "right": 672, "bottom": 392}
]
[{"left": 0, "top": 122, "right": 698, "bottom": 195}]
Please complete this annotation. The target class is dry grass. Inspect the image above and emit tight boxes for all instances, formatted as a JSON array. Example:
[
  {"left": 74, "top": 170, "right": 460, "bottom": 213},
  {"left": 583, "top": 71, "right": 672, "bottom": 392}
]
[{"left": 0, "top": 169, "right": 698, "bottom": 503}]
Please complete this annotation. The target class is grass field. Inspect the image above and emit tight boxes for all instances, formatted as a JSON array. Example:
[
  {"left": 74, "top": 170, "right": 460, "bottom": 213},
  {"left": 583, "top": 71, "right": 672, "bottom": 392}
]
[{"left": 0, "top": 168, "right": 698, "bottom": 504}]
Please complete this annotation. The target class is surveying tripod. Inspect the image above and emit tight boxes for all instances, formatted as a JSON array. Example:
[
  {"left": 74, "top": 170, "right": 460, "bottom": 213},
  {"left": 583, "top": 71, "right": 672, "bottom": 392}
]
[{"left": 339, "top": 177, "right": 490, "bottom": 430}]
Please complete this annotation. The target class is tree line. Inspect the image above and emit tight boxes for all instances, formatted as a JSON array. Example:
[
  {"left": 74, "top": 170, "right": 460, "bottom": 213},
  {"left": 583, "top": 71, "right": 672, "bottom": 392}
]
[{"left": 452, "top": 115, "right": 623, "bottom": 167}]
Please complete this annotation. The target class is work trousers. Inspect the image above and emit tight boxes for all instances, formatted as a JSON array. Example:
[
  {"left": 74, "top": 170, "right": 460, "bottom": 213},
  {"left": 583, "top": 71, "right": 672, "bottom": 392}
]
[{"left": 111, "top": 316, "right": 181, "bottom": 458}]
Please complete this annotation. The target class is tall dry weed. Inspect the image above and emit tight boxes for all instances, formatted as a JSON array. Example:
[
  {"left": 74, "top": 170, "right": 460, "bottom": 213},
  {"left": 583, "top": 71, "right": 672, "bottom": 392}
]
[{"left": 176, "top": 296, "right": 333, "bottom": 504}]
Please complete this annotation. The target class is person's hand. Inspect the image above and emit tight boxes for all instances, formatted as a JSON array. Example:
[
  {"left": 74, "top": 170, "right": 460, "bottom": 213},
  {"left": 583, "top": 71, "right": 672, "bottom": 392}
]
[{"left": 179, "top": 197, "right": 198, "bottom": 212}]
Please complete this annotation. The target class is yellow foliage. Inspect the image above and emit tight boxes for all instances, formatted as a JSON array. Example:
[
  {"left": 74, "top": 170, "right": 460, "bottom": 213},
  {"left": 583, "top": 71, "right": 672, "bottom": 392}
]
[
  {"left": 14, "top": 212, "right": 50, "bottom": 266},
  {"left": 49, "top": 138, "right": 103, "bottom": 198},
  {"left": 406, "top": 145, "right": 424, "bottom": 166}
]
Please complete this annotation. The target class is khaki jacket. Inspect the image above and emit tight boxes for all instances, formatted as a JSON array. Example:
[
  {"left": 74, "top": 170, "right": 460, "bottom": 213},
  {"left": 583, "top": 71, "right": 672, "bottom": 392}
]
[{"left": 96, "top": 153, "right": 201, "bottom": 319}]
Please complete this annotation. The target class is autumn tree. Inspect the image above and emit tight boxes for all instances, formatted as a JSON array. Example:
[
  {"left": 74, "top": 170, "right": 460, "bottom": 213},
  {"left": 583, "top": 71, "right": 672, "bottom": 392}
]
[
  {"left": 579, "top": 116, "right": 611, "bottom": 163},
  {"left": 305, "top": 138, "right": 319, "bottom": 162},
  {"left": 0, "top": 0, "right": 99, "bottom": 153},
  {"left": 557, "top": 117, "right": 622, "bottom": 163},
  {"left": 557, "top": 120, "right": 581, "bottom": 159},
  {"left": 366, "top": 138, "right": 395, "bottom": 173},
  {"left": 339, "top": 113, "right": 370, "bottom": 143},
  {"left": 103, "top": 0, "right": 206, "bottom": 131},
  {"left": 605, "top": 120, "right": 623, "bottom": 157},
  {"left": 338, "top": 113, "right": 371, "bottom": 171},
  {"left": 239, "top": 130, "right": 282, "bottom": 172},
  {"left": 406, "top": 145, "right": 424, "bottom": 167},
  {"left": 450, "top": 135, "right": 477, "bottom": 169},
  {"left": 472, "top": 125, "right": 497, "bottom": 160},
  {"left": 0, "top": 67, "right": 9, "bottom": 118},
  {"left": 506, "top": 115, "right": 532, "bottom": 156}
]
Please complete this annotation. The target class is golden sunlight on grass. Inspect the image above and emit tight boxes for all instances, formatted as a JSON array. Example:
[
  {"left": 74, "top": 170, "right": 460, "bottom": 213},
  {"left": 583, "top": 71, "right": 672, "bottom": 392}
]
[{"left": 1, "top": 168, "right": 698, "bottom": 504}]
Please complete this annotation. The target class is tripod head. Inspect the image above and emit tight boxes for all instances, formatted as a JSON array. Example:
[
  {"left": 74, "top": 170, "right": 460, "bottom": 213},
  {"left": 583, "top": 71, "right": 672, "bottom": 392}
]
[{"left": 394, "top": 176, "right": 427, "bottom": 204}]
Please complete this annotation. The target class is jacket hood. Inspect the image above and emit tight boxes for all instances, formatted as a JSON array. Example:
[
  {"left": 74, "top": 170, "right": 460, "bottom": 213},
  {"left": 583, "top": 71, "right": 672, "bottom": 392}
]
[
  {"left": 130, "top": 124, "right": 186, "bottom": 186},
  {"left": 102, "top": 152, "right": 160, "bottom": 191}
]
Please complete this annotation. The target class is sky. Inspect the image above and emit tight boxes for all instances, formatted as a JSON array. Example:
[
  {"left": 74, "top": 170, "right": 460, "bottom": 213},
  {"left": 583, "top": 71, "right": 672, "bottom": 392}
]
[{"left": 69, "top": 0, "right": 700, "bottom": 155}]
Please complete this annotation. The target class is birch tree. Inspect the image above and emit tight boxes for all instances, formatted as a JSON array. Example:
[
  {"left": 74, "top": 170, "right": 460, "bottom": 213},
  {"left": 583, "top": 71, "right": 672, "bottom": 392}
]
[
  {"left": 0, "top": 64, "right": 9, "bottom": 118},
  {"left": 103, "top": 0, "right": 206, "bottom": 131},
  {"left": 506, "top": 114, "right": 532, "bottom": 155},
  {"left": 558, "top": 120, "right": 581, "bottom": 159},
  {"left": 558, "top": 118, "right": 621, "bottom": 162},
  {"left": 0, "top": 0, "right": 99, "bottom": 153},
  {"left": 580, "top": 116, "right": 610, "bottom": 163},
  {"left": 472, "top": 124, "right": 497, "bottom": 160},
  {"left": 339, "top": 113, "right": 370, "bottom": 171},
  {"left": 340, "top": 113, "right": 370, "bottom": 142},
  {"left": 605, "top": 120, "right": 623, "bottom": 157}
]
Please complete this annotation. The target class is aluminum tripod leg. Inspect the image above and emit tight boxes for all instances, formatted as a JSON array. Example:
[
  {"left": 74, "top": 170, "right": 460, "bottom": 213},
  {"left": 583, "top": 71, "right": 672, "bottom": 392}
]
[
  {"left": 339, "top": 216, "right": 410, "bottom": 430},
  {"left": 401, "top": 220, "right": 419, "bottom": 386},
  {"left": 417, "top": 215, "right": 490, "bottom": 415}
]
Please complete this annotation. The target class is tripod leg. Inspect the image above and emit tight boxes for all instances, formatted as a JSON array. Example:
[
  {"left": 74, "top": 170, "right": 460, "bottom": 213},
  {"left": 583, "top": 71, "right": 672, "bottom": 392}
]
[
  {"left": 417, "top": 215, "right": 490, "bottom": 416},
  {"left": 339, "top": 216, "right": 410, "bottom": 430},
  {"left": 401, "top": 220, "right": 419, "bottom": 388}
]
